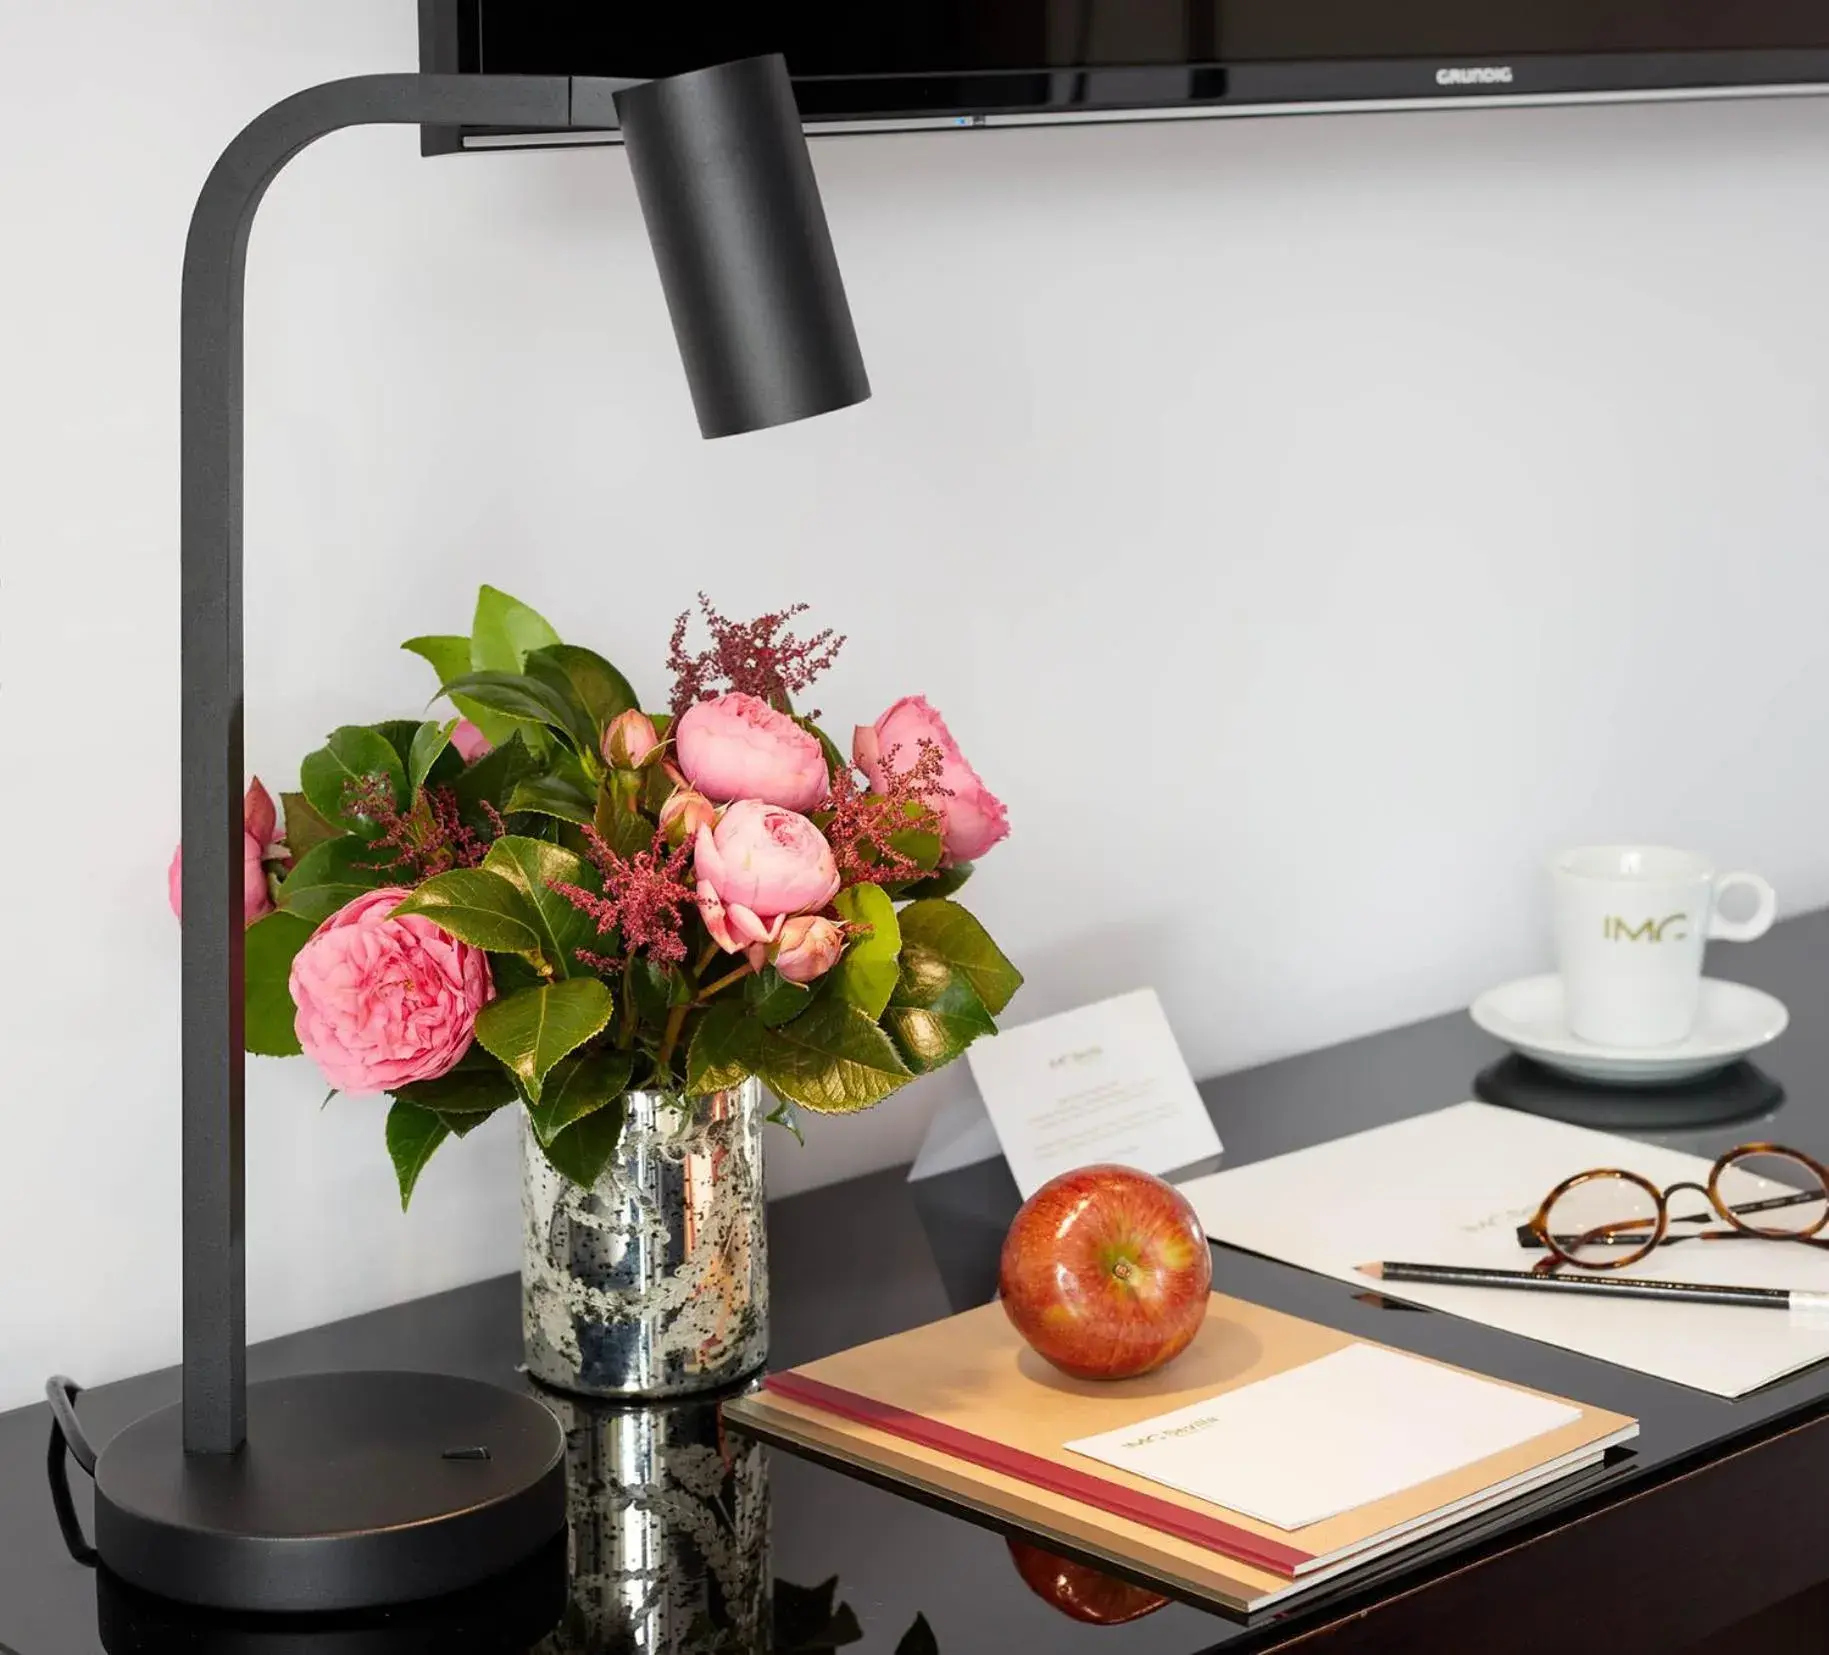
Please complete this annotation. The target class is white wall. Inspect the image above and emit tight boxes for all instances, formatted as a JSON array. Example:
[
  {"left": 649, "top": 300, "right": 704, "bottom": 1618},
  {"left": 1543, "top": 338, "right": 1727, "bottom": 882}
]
[{"left": 4, "top": 0, "right": 1828, "bottom": 1408}]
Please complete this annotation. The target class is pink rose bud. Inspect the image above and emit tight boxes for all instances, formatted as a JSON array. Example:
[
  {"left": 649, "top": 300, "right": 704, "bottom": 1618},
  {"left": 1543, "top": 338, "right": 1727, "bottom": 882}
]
[
  {"left": 450, "top": 719, "right": 493, "bottom": 764},
  {"left": 603, "top": 708, "right": 661, "bottom": 770},
  {"left": 288, "top": 888, "right": 494, "bottom": 1094},
  {"left": 693, "top": 800, "right": 841, "bottom": 954},
  {"left": 658, "top": 786, "right": 717, "bottom": 847},
  {"left": 770, "top": 914, "right": 845, "bottom": 984},
  {"left": 244, "top": 777, "right": 278, "bottom": 851},
  {"left": 676, "top": 692, "right": 829, "bottom": 813},
  {"left": 854, "top": 695, "right": 1010, "bottom": 864},
  {"left": 169, "top": 780, "right": 280, "bottom": 923}
]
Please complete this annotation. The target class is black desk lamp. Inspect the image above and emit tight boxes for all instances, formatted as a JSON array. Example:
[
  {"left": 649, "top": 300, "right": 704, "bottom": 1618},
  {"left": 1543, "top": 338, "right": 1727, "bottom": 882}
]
[{"left": 77, "top": 56, "right": 868, "bottom": 1614}]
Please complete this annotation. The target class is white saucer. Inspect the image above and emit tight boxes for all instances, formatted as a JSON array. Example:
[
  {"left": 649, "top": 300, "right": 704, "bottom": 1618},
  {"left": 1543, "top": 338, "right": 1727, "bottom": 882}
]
[{"left": 1470, "top": 974, "right": 1789, "bottom": 1086}]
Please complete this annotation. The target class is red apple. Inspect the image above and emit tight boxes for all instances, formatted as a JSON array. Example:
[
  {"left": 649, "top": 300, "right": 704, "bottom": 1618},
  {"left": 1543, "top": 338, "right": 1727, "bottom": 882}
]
[
  {"left": 1006, "top": 1537, "right": 1171, "bottom": 1625},
  {"left": 999, "top": 1164, "right": 1212, "bottom": 1380}
]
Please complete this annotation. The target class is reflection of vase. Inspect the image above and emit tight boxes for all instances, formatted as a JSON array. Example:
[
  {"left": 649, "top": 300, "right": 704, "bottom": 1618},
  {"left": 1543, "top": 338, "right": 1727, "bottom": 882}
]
[
  {"left": 535, "top": 1388, "right": 771, "bottom": 1655},
  {"left": 522, "top": 1081, "right": 768, "bottom": 1398}
]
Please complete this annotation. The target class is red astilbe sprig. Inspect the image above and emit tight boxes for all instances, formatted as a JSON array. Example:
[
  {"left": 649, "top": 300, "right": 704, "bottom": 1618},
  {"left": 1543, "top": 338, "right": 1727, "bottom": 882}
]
[
  {"left": 823, "top": 740, "right": 950, "bottom": 888},
  {"left": 553, "top": 824, "right": 695, "bottom": 970},
  {"left": 346, "top": 776, "right": 501, "bottom": 880},
  {"left": 667, "top": 593, "right": 845, "bottom": 717}
]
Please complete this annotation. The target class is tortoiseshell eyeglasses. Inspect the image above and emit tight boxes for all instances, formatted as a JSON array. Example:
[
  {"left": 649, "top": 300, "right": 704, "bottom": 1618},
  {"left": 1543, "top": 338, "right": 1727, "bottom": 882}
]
[{"left": 1517, "top": 1143, "right": 1829, "bottom": 1275}]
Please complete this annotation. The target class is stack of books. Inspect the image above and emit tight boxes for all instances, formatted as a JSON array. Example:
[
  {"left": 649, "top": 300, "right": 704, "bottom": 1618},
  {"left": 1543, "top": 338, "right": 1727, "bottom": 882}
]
[{"left": 726, "top": 1294, "right": 1636, "bottom": 1613}]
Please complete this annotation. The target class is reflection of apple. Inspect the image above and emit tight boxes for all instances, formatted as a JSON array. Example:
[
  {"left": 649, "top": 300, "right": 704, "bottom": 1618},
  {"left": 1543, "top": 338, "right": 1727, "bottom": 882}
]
[
  {"left": 999, "top": 1164, "right": 1212, "bottom": 1380},
  {"left": 1007, "top": 1538, "right": 1171, "bottom": 1625}
]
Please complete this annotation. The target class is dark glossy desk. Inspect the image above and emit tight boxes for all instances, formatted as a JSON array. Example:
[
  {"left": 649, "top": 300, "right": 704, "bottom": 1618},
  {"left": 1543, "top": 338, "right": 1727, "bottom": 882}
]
[{"left": 9, "top": 913, "right": 1829, "bottom": 1653}]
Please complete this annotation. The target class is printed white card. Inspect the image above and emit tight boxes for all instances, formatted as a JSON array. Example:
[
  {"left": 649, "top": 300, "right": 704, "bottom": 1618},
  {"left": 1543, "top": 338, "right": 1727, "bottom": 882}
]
[
  {"left": 1066, "top": 1343, "right": 1581, "bottom": 1532},
  {"left": 964, "top": 988, "right": 1221, "bottom": 1199}
]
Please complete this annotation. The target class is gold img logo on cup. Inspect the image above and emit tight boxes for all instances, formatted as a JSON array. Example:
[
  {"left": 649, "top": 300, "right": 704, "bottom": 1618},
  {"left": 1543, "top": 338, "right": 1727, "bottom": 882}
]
[{"left": 1602, "top": 913, "right": 1690, "bottom": 943}]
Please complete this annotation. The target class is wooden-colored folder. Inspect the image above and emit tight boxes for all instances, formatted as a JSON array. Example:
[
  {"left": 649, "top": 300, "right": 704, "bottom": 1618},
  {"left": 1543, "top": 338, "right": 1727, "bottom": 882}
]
[{"left": 724, "top": 1295, "right": 1637, "bottom": 1613}]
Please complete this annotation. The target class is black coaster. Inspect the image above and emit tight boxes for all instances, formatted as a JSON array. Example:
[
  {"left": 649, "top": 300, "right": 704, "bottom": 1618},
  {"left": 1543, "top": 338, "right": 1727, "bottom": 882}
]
[{"left": 1475, "top": 1054, "right": 1783, "bottom": 1131}]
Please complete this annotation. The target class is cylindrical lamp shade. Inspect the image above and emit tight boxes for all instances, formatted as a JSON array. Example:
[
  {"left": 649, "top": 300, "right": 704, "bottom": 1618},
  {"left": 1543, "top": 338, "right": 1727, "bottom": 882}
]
[{"left": 616, "top": 55, "right": 871, "bottom": 439}]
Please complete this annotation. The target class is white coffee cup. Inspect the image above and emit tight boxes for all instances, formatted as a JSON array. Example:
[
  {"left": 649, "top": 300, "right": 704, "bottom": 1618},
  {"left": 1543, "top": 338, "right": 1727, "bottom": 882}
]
[{"left": 1551, "top": 846, "right": 1776, "bottom": 1048}]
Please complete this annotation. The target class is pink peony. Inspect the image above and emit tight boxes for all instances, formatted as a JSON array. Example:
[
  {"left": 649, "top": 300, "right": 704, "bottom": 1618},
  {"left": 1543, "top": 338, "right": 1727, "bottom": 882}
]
[
  {"left": 288, "top": 887, "right": 494, "bottom": 1094},
  {"left": 602, "top": 708, "right": 661, "bottom": 769},
  {"left": 169, "top": 778, "right": 279, "bottom": 923},
  {"left": 749, "top": 914, "right": 845, "bottom": 984},
  {"left": 694, "top": 800, "right": 841, "bottom": 953},
  {"left": 676, "top": 692, "right": 828, "bottom": 813},
  {"left": 854, "top": 696, "right": 1009, "bottom": 864},
  {"left": 450, "top": 719, "right": 492, "bottom": 764}
]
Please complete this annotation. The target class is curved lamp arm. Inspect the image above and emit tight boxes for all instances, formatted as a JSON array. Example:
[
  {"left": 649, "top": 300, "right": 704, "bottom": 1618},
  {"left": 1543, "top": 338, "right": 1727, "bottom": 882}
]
[{"left": 179, "top": 67, "right": 867, "bottom": 1455}]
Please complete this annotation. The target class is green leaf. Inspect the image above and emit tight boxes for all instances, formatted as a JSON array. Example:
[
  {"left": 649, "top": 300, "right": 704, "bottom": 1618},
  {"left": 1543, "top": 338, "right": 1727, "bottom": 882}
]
[
  {"left": 450, "top": 732, "right": 538, "bottom": 825},
  {"left": 407, "top": 718, "right": 458, "bottom": 795},
  {"left": 632, "top": 957, "right": 693, "bottom": 1026},
  {"left": 594, "top": 775, "right": 656, "bottom": 859},
  {"left": 393, "top": 868, "right": 542, "bottom": 953},
  {"left": 757, "top": 996, "right": 913, "bottom": 1114},
  {"left": 896, "top": 899, "right": 1023, "bottom": 1016},
  {"left": 480, "top": 835, "right": 601, "bottom": 976},
  {"left": 526, "top": 1049, "right": 633, "bottom": 1147},
  {"left": 474, "top": 978, "right": 614, "bottom": 1103},
  {"left": 505, "top": 772, "right": 596, "bottom": 826},
  {"left": 244, "top": 910, "right": 313, "bottom": 1057},
  {"left": 686, "top": 1001, "right": 765, "bottom": 1096},
  {"left": 831, "top": 884, "right": 900, "bottom": 1020},
  {"left": 390, "top": 1062, "right": 519, "bottom": 1117},
  {"left": 901, "top": 861, "right": 974, "bottom": 901},
  {"left": 385, "top": 1100, "right": 449, "bottom": 1210},
  {"left": 405, "top": 633, "right": 519, "bottom": 747},
  {"left": 744, "top": 964, "right": 812, "bottom": 1028},
  {"left": 884, "top": 946, "right": 997, "bottom": 1074},
  {"left": 279, "top": 791, "right": 342, "bottom": 862},
  {"left": 373, "top": 719, "right": 426, "bottom": 770},
  {"left": 887, "top": 827, "right": 944, "bottom": 874},
  {"left": 299, "top": 725, "right": 407, "bottom": 833},
  {"left": 523, "top": 644, "right": 639, "bottom": 737},
  {"left": 471, "top": 585, "right": 562, "bottom": 674},
  {"left": 277, "top": 836, "right": 392, "bottom": 922},
  {"left": 402, "top": 634, "right": 472, "bottom": 685},
  {"left": 539, "top": 1099, "right": 629, "bottom": 1189},
  {"left": 440, "top": 671, "right": 594, "bottom": 755}
]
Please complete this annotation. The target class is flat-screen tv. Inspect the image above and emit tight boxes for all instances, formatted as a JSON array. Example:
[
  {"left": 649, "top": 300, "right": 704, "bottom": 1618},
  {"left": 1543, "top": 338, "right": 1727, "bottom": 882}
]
[{"left": 418, "top": 1, "right": 1829, "bottom": 152}]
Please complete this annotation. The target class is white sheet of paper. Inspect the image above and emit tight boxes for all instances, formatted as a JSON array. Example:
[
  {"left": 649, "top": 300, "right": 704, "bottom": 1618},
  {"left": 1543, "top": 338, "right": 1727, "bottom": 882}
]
[
  {"left": 964, "top": 988, "right": 1221, "bottom": 1198},
  {"left": 1180, "top": 1101, "right": 1829, "bottom": 1398},
  {"left": 1066, "top": 1343, "right": 1581, "bottom": 1531}
]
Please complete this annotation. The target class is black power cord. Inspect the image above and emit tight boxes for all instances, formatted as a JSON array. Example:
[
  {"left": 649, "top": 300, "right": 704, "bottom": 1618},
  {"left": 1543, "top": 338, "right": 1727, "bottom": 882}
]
[{"left": 44, "top": 1376, "right": 98, "bottom": 1568}]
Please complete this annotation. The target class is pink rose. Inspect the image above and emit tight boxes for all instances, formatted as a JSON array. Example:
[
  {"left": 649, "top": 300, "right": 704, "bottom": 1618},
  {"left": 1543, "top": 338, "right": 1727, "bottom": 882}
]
[
  {"left": 169, "top": 777, "right": 279, "bottom": 923},
  {"left": 854, "top": 696, "right": 1009, "bottom": 864},
  {"left": 288, "top": 887, "right": 494, "bottom": 1094},
  {"left": 450, "top": 719, "right": 492, "bottom": 764},
  {"left": 603, "top": 708, "right": 661, "bottom": 769},
  {"left": 694, "top": 800, "right": 841, "bottom": 953},
  {"left": 676, "top": 692, "right": 829, "bottom": 813},
  {"left": 659, "top": 785, "right": 717, "bottom": 847},
  {"left": 748, "top": 914, "right": 845, "bottom": 984}
]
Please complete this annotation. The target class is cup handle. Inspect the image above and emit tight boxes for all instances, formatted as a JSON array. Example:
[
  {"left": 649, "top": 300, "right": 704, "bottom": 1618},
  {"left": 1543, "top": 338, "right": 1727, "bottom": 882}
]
[{"left": 1708, "top": 872, "right": 1777, "bottom": 943}]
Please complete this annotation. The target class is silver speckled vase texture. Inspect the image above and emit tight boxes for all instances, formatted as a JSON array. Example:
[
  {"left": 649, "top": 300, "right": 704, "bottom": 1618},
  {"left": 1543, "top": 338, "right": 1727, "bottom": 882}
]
[
  {"left": 534, "top": 1388, "right": 770, "bottom": 1655},
  {"left": 521, "top": 1081, "right": 768, "bottom": 1398}
]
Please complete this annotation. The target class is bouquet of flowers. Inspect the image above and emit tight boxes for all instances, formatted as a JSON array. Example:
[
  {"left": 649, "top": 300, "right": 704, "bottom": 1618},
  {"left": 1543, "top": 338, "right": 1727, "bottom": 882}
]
[{"left": 180, "top": 588, "right": 1018, "bottom": 1206}]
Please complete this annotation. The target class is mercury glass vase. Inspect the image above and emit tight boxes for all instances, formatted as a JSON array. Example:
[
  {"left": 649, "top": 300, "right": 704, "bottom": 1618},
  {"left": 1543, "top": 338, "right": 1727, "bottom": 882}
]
[
  {"left": 521, "top": 1080, "right": 769, "bottom": 1398},
  {"left": 534, "top": 1387, "right": 771, "bottom": 1655}
]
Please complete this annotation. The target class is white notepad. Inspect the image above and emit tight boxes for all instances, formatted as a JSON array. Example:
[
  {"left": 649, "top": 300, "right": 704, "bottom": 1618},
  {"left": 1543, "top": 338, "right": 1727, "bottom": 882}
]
[
  {"left": 1180, "top": 1101, "right": 1829, "bottom": 1398},
  {"left": 1066, "top": 1343, "right": 1581, "bottom": 1531}
]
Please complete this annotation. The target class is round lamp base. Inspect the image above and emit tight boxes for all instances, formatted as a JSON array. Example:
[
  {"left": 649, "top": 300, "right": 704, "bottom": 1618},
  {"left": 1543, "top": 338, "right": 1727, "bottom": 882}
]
[{"left": 93, "top": 1371, "right": 567, "bottom": 1614}]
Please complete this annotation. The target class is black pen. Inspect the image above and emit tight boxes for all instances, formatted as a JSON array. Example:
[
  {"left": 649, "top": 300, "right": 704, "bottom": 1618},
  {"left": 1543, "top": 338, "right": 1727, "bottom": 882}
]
[{"left": 1358, "top": 1260, "right": 1829, "bottom": 1313}]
